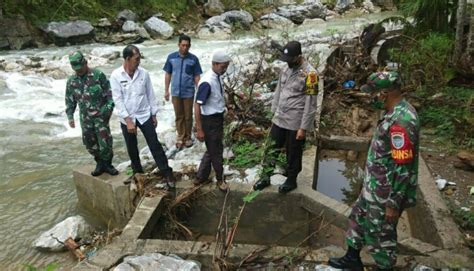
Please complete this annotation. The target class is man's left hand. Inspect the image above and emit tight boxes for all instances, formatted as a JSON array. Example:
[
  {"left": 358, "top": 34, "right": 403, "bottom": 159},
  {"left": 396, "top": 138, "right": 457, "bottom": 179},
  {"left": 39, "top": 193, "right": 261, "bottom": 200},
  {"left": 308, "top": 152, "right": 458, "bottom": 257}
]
[
  {"left": 385, "top": 206, "right": 400, "bottom": 224},
  {"left": 152, "top": 115, "right": 157, "bottom": 128},
  {"left": 296, "top": 129, "right": 305, "bottom": 140}
]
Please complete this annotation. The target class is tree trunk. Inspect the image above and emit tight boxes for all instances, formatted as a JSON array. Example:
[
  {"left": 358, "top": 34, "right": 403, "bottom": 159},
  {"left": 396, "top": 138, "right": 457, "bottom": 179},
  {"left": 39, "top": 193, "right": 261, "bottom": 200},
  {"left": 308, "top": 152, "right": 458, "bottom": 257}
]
[{"left": 454, "top": 0, "right": 467, "bottom": 61}]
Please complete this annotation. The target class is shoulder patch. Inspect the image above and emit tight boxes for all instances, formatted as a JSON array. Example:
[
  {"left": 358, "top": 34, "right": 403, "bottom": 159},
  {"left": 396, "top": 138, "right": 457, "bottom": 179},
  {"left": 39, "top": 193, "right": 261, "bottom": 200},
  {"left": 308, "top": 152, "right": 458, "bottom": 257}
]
[
  {"left": 305, "top": 71, "right": 318, "bottom": 95},
  {"left": 390, "top": 124, "right": 414, "bottom": 164}
]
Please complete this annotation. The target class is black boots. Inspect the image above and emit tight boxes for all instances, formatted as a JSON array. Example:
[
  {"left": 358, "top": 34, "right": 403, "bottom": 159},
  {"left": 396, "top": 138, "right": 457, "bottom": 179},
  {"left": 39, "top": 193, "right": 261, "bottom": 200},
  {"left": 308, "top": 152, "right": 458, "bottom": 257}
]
[
  {"left": 91, "top": 158, "right": 105, "bottom": 176},
  {"left": 253, "top": 176, "right": 271, "bottom": 191},
  {"left": 278, "top": 178, "right": 297, "bottom": 193},
  {"left": 92, "top": 158, "right": 118, "bottom": 176},
  {"left": 328, "top": 246, "right": 364, "bottom": 270},
  {"left": 103, "top": 159, "right": 118, "bottom": 175}
]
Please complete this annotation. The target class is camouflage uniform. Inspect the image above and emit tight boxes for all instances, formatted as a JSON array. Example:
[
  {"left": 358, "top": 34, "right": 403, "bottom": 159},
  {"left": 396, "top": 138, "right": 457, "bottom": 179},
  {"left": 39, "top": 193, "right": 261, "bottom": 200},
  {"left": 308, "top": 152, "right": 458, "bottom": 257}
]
[
  {"left": 346, "top": 98, "right": 419, "bottom": 268},
  {"left": 65, "top": 68, "right": 115, "bottom": 161}
]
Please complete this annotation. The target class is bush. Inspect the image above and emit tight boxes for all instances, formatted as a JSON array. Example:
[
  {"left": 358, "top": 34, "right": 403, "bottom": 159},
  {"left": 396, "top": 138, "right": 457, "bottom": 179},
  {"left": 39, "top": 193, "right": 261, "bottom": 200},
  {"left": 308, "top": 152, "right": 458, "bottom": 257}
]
[
  {"left": 3, "top": 0, "right": 190, "bottom": 24},
  {"left": 389, "top": 33, "right": 454, "bottom": 92}
]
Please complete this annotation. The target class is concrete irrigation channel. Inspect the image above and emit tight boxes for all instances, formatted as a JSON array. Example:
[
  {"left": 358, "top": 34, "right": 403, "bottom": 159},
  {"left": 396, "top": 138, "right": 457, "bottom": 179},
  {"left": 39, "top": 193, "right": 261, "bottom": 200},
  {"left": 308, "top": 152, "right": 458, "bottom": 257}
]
[{"left": 72, "top": 79, "right": 473, "bottom": 269}]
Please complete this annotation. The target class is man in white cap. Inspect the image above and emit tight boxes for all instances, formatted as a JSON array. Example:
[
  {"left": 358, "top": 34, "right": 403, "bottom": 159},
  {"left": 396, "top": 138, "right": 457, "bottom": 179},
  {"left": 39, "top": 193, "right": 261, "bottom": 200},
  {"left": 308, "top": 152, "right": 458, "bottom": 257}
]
[{"left": 193, "top": 49, "right": 231, "bottom": 192}]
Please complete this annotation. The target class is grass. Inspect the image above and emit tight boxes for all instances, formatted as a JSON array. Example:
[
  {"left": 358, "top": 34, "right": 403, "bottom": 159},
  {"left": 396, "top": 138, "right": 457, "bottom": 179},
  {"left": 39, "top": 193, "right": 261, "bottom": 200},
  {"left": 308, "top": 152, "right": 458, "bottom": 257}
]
[{"left": 418, "top": 86, "right": 474, "bottom": 151}]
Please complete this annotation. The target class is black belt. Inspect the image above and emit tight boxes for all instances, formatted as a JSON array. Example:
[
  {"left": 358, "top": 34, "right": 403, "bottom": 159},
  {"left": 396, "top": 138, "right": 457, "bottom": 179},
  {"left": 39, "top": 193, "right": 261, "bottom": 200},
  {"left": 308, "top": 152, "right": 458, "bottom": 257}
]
[{"left": 202, "top": 112, "right": 224, "bottom": 118}]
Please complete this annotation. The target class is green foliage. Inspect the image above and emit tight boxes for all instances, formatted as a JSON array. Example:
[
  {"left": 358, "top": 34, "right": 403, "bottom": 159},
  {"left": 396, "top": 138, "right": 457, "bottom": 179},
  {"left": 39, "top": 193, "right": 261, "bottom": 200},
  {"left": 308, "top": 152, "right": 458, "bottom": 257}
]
[
  {"left": 3, "top": 0, "right": 190, "bottom": 25},
  {"left": 447, "top": 201, "right": 474, "bottom": 230},
  {"left": 126, "top": 167, "right": 133, "bottom": 176},
  {"left": 397, "top": 0, "right": 456, "bottom": 33},
  {"left": 243, "top": 190, "right": 260, "bottom": 203},
  {"left": 419, "top": 86, "right": 474, "bottom": 150},
  {"left": 23, "top": 263, "right": 59, "bottom": 271},
  {"left": 229, "top": 140, "right": 263, "bottom": 168},
  {"left": 389, "top": 33, "right": 454, "bottom": 90}
]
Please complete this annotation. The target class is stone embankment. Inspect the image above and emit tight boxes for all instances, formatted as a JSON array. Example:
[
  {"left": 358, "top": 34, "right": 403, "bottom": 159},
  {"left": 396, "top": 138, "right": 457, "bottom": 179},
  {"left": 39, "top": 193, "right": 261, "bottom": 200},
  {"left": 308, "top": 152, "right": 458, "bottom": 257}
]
[{"left": 0, "top": 0, "right": 396, "bottom": 50}]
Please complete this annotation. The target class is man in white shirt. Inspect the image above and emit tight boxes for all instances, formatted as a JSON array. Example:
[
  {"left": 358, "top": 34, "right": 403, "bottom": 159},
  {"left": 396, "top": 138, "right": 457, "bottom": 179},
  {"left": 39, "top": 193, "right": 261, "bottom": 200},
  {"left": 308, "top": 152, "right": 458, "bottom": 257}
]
[
  {"left": 194, "top": 50, "right": 231, "bottom": 192},
  {"left": 110, "top": 45, "right": 176, "bottom": 188}
]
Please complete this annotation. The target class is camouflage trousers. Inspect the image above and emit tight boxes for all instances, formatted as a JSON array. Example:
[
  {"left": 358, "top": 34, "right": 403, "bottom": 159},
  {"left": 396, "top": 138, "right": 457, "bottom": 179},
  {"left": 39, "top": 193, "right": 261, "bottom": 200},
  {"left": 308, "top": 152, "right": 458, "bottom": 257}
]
[
  {"left": 81, "top": 116, "right": 113, "bottom": 161},
  {"left": 346, "top": 190, "right": 399, "bottom": 268}
]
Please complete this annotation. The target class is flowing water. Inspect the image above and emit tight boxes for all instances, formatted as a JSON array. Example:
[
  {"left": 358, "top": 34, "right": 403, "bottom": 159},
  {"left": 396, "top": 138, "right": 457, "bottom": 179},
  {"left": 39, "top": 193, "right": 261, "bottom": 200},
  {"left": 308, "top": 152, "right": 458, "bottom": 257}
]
[{"left": 0, "top": 11, "right": 398, "bottom": 269}]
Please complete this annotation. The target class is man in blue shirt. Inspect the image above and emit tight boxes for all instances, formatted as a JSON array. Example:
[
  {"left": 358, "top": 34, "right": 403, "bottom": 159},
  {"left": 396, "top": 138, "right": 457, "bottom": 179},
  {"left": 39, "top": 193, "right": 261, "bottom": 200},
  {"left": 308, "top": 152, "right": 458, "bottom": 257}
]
[{"left": 163, "top": 34, "right": 203, "bottom": 149}]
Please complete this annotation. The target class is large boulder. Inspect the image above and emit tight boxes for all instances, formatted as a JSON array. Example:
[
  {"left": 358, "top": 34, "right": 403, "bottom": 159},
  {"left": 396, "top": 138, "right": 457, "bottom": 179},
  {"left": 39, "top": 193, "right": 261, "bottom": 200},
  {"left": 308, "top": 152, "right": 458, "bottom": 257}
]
[
  {"left": 113, "top": 253, "right": 200, "bottom": 271},
  {"left": 33, "top": 215, "right": 92, "bottom": 252},
  {"left": 222, "top": 10, "right": 254, "bottom": 29},
  {"left": 41, "top": 20, "right": 94, "bottom": 46},
  {"left": 122, "top": 20, "right": 138, "bottom": 32},
  {"left": 117, "top": 9, "right": 138, "bottom": 22},
  {"left": 260, "top": 13, "right": 295, "bottom": 29},
  {"left": 0, "top": 15, "right": 37, "bottom": 50},
  {"left": 144, "top": 17, "right": 174, "bottom": 39},
  {"left": 335, "top": 0, "right": 355, "bottom": 12},
  {"left": 204, "top": 0, "right": 225, "bottom": 16},
  {"left": 197, "top": 23, "right": 232, "bottom": 40},
  {"left": 276, "top": 1, "right": 327, "bottom": 24}
]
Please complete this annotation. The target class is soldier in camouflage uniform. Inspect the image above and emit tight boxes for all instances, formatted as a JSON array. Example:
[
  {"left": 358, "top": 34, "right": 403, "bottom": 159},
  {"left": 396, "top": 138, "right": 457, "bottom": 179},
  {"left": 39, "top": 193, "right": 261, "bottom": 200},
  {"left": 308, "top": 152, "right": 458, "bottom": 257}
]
[
  {"left": 329, "top": 72, "right": 420, "bottom": 270},
  {"left": 65, "top": 51, "right": 118, "bottom": 176}
]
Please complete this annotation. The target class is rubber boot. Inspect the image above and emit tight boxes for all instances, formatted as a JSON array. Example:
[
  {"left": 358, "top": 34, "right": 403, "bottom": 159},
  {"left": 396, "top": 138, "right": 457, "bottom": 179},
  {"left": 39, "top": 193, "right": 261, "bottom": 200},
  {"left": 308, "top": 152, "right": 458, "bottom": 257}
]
[
  {"left": 253, "top": 176, "right": 271, "bottom": 191},
  {"left": 91, "top": 158, "right": 105, "bottom": 176},
  {"left": 103, "top": 159, "right": 119, "bottom": 176},
  {"left": 328, "top": 246, "right": 364, "bottom": 270},
  {"left": 278, "top": 177, "right": 297, "bottom": 193}
]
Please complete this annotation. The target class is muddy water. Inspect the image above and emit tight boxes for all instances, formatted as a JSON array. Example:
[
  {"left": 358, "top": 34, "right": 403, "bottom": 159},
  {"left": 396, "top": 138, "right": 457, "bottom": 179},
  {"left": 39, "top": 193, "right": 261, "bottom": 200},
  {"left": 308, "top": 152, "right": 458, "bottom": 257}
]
[{"left": 316, "top": 158, "right": 364, "bottom": 205}]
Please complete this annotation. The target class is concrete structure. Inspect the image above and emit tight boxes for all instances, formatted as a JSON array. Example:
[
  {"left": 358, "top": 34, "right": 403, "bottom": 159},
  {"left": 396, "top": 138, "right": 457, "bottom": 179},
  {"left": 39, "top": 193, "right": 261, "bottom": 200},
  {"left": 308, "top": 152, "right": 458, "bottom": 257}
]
[
  {"left": 74, "top": 166, "right": 136, "bottom": 229},
  {"left": 72, "top": 148, "right": 473, "bottom": 269}
]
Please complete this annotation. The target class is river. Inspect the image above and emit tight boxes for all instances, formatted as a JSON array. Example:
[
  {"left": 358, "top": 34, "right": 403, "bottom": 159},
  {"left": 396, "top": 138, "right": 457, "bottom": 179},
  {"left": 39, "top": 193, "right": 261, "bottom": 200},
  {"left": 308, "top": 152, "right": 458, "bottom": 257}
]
[{"left": 0, "top": 11, "right": 397, "bottom": 269}]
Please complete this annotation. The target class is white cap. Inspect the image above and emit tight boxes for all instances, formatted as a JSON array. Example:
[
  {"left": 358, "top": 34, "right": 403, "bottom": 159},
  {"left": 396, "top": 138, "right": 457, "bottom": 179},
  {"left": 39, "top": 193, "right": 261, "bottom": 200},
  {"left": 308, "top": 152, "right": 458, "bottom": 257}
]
[{"left": 212, "top": 50, "right": 231, "bottom": 63}]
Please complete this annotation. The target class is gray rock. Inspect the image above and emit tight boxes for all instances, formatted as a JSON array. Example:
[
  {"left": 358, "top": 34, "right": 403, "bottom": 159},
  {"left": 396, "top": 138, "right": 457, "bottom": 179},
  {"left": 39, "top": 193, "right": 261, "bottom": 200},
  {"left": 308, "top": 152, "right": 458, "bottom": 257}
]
[
  {"left": 260, "top": 13, "right": 295, "bottom": 29},
  {"left": 41, "top": 20, "right": 94, "bottom": 46},
  {"left": 222, "top": 10, "right": 254, "bottom": 29},
  {"left": 96, "top": 18, "right": 111, "bottom": 27},
  {"left": 144, "top": 17, "right": 174, "bottom": 39},
  {"left": 276, "top": 1, "right": 327, "bottom": 24},
  {"left": 122, "top": 20, "right": 138, "bottom": 32},
  {"left": 335, "top": 0, "right": 355, "bottom": 12},
  {"left": 33, "top": 215, "right": 92, "bottom": 252},
  {"left": 244, "top": 166, "right": 262, "bottom": 184},
  {"left": 136, "top": 26, "right": 151, "bottom": 40},
  {"left": 0, "top": 15, "right": 37, "bottom": 50},
  {"left": 197, "top": 24, "right": 232, "bottom": 40},
  {"left": 362, "top": 0, "right": 379, "bottom": 13},
  {"left": 270, "top": 174, "right": 286, "bottom": 186},
  {"left": 113, "top": 253, "right": 200, "bottom": 271},
  {"left": 204, "top": 0, "right": 225, "bottom": 17},
  {"left": 100, "top": 32, "right": 144, "bottom": 45},
  {"left": 117, "top": 9, "right": 138, "bottom": 22},
  {"left": 205, "top": 15, "right": 226, "bottom": 26}
]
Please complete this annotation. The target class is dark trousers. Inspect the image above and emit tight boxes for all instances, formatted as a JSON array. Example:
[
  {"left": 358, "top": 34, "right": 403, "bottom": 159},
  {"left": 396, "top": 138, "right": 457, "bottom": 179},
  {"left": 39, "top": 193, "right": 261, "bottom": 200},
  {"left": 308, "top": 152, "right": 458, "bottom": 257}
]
[
  {"left": 262, "top": 124, "right": 305, "bottom": 182},
  {"left": 120, "top": 117, "right": 171, "bottom": 176},
  {"left": 196, "top": 113, "right": 224, "bottom": 181}
]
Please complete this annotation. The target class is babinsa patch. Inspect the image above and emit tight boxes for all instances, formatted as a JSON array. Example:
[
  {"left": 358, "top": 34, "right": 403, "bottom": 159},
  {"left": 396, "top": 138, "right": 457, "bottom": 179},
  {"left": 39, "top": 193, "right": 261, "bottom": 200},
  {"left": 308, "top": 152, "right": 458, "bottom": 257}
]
[{"left": 390, "top": 124, "right": 414, "bottom": 164}]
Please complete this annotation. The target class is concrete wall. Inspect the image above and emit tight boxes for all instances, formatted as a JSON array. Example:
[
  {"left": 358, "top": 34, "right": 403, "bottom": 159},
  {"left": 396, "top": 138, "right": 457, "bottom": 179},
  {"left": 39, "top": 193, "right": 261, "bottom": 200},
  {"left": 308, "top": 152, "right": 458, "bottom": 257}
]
[{"left": 73, "top": 166, "right": 136, "bottom": 229}]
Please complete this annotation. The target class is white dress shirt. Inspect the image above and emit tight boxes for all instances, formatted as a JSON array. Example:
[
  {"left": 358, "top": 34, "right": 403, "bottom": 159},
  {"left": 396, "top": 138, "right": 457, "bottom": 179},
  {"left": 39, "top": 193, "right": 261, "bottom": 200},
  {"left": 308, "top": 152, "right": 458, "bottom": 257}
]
[{"left": 110, "top": 66, "right": 159, "bottom": 125}]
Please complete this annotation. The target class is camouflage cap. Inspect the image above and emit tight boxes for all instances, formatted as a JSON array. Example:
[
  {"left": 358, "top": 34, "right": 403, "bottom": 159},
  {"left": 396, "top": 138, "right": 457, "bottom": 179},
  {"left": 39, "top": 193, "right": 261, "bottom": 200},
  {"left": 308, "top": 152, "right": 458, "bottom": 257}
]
[
  {"left": 360, "top": 71, "right": 401, "bottom": 93},
  {"left": 69, "top": 51, "right": 86, "bottom": 71}
]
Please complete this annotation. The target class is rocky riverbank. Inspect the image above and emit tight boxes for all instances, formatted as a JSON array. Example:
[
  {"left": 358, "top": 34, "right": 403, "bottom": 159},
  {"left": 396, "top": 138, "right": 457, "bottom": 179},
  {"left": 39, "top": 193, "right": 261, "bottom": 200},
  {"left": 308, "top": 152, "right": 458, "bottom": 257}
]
[{"left": 0, "top": 0, "right": 396, "bottom": 50}]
